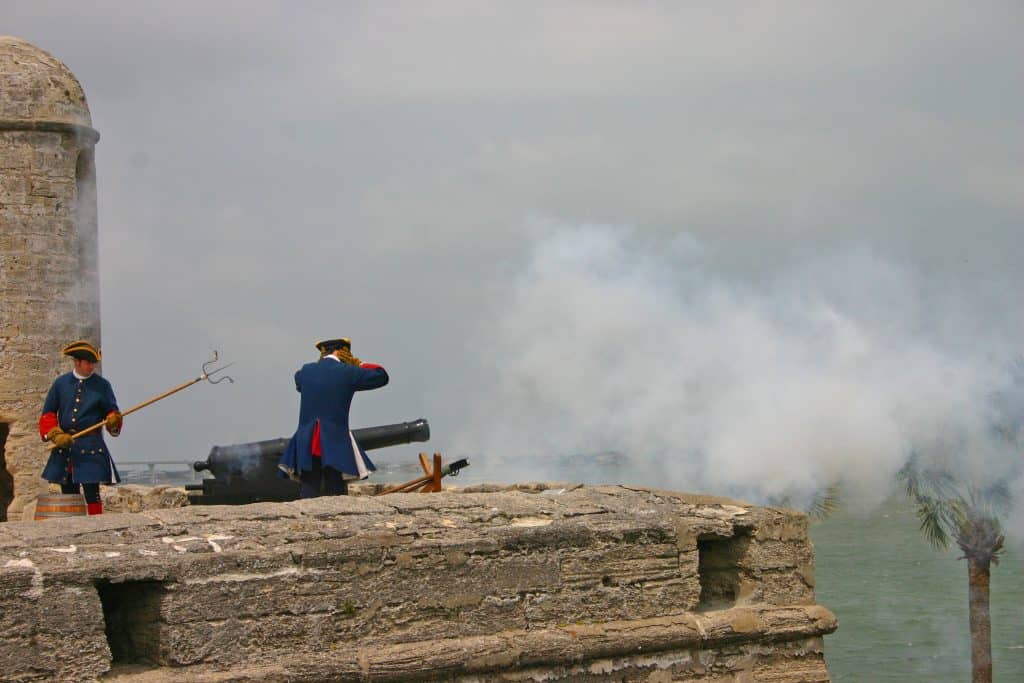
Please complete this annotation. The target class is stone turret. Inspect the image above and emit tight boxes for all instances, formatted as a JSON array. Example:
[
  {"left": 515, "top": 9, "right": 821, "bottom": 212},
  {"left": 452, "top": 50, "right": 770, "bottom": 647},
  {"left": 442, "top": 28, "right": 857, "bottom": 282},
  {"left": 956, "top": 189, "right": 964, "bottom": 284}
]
[{"left": 0, "top": 36, "right": 101, "bottom": 520}]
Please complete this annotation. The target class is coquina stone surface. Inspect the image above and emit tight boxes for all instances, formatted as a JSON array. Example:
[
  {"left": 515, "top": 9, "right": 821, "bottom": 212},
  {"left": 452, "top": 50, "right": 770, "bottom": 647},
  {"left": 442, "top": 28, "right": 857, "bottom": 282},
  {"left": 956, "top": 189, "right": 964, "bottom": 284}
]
[
  {"left": 0, "top": 36, "right": 102, "bottom": 521},
  {"left": 100, "top": 486, "right": 190, "bottom": 514},
  {"left": 0, "top": 484, "right": 837, "bottom": 681}
]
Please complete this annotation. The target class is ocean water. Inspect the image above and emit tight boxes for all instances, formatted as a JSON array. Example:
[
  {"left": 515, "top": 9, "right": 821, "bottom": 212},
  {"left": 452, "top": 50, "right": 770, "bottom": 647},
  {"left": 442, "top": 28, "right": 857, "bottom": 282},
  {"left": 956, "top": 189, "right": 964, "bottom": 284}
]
[{"left": 811, "top": 499, "right": 1024, "bottom": 682}]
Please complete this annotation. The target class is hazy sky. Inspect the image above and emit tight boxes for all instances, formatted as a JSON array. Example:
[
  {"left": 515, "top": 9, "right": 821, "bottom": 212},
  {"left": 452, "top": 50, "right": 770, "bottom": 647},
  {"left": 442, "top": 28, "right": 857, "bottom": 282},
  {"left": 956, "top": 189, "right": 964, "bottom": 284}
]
[{"left": 6, "top": 2, "right": 1023, "bottom": 504}]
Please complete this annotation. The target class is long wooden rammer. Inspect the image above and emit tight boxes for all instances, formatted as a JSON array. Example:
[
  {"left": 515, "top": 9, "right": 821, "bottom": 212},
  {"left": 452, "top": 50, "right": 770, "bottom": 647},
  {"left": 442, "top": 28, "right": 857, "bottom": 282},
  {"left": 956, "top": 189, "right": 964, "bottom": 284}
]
[{"left": 68, "top": 351, "right": 234, "bottom": 441}]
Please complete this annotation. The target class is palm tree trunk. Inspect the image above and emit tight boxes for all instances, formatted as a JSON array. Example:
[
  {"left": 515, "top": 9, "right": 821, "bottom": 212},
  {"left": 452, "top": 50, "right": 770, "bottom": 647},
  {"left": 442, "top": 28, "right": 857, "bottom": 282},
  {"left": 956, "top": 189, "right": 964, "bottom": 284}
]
[{"left": 967, "top": 556, "right": 992, "bottom": 683}]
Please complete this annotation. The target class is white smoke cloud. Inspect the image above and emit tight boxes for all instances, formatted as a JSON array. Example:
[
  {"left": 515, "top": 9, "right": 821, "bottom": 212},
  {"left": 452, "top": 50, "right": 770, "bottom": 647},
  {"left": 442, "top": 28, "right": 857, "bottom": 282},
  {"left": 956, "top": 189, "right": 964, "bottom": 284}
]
[{"left": 455, "top": 222, "right": 1023, "bottom": 515}]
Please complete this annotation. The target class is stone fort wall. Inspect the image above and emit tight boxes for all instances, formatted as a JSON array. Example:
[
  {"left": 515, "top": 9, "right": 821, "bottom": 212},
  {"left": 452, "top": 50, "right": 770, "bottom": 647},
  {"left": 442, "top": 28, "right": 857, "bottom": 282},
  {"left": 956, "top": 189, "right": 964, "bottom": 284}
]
[{"left": 0, "top": 484, "right": 836, "bottom": 681}]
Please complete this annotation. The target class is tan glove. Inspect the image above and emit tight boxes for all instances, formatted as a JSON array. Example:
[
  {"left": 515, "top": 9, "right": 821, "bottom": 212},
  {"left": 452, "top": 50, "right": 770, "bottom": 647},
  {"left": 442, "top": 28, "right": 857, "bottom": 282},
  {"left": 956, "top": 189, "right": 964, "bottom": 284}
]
[
  {"left": 105, "top": 410, "right": 123, "bottom": 435},
  {"left": 336, "top": 348, "right": 362, "bottom": 366},
  {"left": 46, "top": 427, "right": 74, "bottom": 449}
]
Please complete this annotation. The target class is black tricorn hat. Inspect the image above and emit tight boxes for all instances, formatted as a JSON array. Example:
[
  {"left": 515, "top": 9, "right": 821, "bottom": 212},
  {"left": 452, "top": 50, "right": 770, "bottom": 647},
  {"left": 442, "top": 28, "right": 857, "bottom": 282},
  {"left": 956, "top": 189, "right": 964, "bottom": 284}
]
[
  {"left": 315, "top": 338, "right": 351, "bottom": 354},
  {"left": 62, "top": 340, "right": 101, "bottom": 362}
]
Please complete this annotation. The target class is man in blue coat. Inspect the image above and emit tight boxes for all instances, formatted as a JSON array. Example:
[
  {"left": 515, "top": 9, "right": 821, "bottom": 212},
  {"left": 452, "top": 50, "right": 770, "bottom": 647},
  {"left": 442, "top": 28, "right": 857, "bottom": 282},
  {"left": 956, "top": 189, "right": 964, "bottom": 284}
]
[
  {"left": 38, "top": 340, "right": 123, "bottom": 515},
  {"left": 278, "top": 338, "right": 389, "bottom": 497}
]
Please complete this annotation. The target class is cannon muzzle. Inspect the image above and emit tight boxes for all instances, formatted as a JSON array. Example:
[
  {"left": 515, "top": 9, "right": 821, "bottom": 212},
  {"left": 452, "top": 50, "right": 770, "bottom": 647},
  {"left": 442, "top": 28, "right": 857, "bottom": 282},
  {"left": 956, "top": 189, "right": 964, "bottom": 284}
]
[{"left": 351, "top": 418, "right": 430, "bottom": 451}]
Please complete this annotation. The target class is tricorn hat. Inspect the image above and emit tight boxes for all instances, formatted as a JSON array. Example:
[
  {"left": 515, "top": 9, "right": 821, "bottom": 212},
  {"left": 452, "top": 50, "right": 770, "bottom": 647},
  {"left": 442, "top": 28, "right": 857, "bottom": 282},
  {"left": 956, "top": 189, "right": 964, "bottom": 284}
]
[
  {"left": 62, "top": 340, "right": 101, "bottom": 362},
  {"left": 315, "top": 338, "right": 351, "bottom": 354}
]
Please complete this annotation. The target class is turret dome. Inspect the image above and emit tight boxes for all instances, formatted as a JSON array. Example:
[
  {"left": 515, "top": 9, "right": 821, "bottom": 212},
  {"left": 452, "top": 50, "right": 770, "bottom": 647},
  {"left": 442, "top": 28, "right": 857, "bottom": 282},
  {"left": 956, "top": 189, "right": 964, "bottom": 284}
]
[{"left": 0, "top": 36, "right": 94, "bottom": 136}]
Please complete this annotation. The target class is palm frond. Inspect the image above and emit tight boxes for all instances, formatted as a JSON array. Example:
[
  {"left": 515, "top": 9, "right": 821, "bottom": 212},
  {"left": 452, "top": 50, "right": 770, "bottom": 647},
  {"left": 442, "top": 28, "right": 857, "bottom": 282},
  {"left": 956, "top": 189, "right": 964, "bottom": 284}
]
[
  {"left": 916, "top": 498, "right": 951, "bottom": 550},
  {"left": 805, "top": 485, "right": 841, "bottom": 520},
  {"left": 944, "top": 497, "right": 970, "bottom": 533},
  {"left": 981, "top": 480, "right": 1013, "bottom": 517},
  {"left": 992, "top": 534, "right": 1005, "bottom": 565},
  {"left": 899, "top": 456, "right": 924, "bottom": 499},
  {"left": 901, "top": 456, "right": 963, "bottom": 505},
  {"left": 924, "top": 468, "right": 961, "bottom": 500},
  {"left": 990, "top": 355, "right": 1024, "bottom": 445}
]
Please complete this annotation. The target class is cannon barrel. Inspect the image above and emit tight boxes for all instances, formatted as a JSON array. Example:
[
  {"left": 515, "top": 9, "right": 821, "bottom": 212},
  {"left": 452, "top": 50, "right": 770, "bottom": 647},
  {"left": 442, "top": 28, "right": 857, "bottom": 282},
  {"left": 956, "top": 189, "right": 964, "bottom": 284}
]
[
  {"left": 192, "top": 419, "right": 431, "bottom": 478},
  {"left": 192, "top": 437, "right": 290, "bottom": 475},
  {"left": 187, "top": 419, "right": 431, "bottom": 504},
  {"left": 350, "top": 418, "right": 430, "bottom": 451}
]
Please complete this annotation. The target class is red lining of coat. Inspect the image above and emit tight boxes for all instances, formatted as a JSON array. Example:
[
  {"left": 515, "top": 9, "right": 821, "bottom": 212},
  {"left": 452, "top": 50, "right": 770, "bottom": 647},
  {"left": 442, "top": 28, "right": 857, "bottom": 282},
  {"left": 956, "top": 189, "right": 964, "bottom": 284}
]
[{"left": 312, "top": 419, "right": 322, "bottom": 457}]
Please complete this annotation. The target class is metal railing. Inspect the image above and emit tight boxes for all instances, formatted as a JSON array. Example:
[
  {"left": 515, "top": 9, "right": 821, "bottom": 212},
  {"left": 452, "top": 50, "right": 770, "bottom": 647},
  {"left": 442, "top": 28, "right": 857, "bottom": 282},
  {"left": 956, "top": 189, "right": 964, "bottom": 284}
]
[{"left": 116, "top": 461, "right": 203, "bottom": 485}]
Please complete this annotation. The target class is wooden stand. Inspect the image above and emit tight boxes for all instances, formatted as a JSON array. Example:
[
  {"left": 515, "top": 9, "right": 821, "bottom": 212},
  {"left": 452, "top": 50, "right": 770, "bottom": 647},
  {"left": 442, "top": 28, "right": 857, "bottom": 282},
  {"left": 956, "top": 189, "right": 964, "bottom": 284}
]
[{"left": 375, "top": 452, "right": 446, "bottom": 495}]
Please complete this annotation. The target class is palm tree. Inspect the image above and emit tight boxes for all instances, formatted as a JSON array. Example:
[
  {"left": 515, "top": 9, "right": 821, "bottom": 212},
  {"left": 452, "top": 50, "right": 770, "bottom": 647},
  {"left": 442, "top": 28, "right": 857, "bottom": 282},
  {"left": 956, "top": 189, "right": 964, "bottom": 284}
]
[
  {"left": 767, "top": 484, "right": 841, "bottom": 520},
  {"left": 899, "top": 456, "right": 1011, "bottom": 683}
]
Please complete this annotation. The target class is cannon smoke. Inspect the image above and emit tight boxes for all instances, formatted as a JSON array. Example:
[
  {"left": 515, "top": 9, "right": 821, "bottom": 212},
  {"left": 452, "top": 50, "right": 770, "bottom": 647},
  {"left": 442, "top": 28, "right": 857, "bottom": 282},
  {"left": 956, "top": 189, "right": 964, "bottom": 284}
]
[{"left": 455, "top": 223, "right": 1024, "bottom": 524}]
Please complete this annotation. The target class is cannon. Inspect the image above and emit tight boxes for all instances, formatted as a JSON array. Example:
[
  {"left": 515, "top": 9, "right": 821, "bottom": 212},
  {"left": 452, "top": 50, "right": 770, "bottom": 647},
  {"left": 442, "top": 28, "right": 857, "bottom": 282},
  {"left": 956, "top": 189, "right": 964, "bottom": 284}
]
[{"left": 185, "top": 418, "right": 430, "bottom": 505}]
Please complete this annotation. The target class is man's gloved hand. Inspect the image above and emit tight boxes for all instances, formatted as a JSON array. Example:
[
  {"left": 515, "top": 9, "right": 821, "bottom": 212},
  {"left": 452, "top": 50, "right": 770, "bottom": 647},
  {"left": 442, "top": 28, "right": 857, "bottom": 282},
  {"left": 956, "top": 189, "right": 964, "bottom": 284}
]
[
  {"left": 105, "top": 410, "right": 123, "bottom": 435},
  {"left": 336, "top": 348, "right": 361, "bottom": 366},
  {"left": 46, "top": 427, "right": 74, "bottom": 449}
]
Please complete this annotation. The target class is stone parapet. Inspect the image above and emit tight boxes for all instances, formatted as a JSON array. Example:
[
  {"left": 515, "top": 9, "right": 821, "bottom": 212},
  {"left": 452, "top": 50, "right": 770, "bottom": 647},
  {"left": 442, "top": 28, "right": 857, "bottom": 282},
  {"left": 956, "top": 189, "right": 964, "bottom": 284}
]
[{"left": 0, "top": 486, "right": 836, "bottom": 681}]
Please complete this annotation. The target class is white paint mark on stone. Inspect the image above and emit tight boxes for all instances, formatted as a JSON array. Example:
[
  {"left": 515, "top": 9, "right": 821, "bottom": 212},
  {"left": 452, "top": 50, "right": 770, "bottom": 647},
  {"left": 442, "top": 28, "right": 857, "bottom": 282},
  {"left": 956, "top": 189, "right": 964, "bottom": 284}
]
[
  {"left": 5, "top": 558, "right": 44, "bottom": 598},
  {"left": 104, "top": 551, "right": 121, "bottom": 558},
  {"left": 44, "top": 545, "right": 76, "bottom": 553},
  {"left": 138, "top": 549, "right": 159, "bottom": 556},
  {"left": 182, "top": 566, "right": 325, "bottom": 585},
  {"left": 161, "top": 536, "right": 200, "bottom": 544},
  {"left": 172, "top": 545, "right": 188, "bottom": 553},
  {"left": 198, "top": 534, "right": 234, "bottom": 553},
  {"left": 510, "top": 517, "right": 553, "bottom": 527},
  {"left": 5, "top": 558, "right": 34, "bottom": 569},
  {"left": 693, "top": 616, "right": 708, "bottom": 639}
]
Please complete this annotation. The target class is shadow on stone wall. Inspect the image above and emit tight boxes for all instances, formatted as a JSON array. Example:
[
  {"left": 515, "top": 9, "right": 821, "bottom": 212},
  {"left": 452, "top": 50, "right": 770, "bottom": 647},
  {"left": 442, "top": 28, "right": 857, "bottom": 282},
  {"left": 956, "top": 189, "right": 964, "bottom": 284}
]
[
  {"left": 0, "top": 423, "right": 12, "bottom": 522},
  {"left": 96, "top": 579, "right": 165, "bottom": 665},
  {"left": 697, "top": 530, "right": 751, "bottom": 611}
]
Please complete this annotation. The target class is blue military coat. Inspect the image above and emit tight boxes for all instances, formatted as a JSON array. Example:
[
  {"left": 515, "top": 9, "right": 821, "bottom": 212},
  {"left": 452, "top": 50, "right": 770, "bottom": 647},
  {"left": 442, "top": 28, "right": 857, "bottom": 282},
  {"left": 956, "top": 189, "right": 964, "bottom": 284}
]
[
  {"left": 40, "top": 372, "right": 122, "bottom": 485},
  {"left": 278, "top": 358, "right": 389, "bottom": 479}
]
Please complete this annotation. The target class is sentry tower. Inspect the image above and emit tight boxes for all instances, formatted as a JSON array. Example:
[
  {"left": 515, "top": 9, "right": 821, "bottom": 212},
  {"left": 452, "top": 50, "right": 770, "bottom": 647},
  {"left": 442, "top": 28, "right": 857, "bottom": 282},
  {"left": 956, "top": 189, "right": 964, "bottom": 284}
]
[{"left": 0, "top": 36, "right": 101, "bottom": 520}]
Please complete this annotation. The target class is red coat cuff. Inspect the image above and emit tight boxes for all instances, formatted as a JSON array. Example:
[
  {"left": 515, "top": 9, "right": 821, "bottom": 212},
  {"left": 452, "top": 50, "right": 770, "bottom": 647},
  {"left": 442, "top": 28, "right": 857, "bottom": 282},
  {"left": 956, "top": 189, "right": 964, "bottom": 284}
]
[
  {"left": 360, "top": 363, "right": 384, "bottom": 370},
  {"left": 39, "top": 412, "right": 58, "bottom": 439}
]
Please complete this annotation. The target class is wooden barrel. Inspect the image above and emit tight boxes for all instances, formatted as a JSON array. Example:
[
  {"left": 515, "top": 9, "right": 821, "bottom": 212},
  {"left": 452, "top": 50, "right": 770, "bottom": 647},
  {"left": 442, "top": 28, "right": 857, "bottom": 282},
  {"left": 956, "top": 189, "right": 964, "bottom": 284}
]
[{"left": 34, "top": 493, "right": 87, "bottom": 520}]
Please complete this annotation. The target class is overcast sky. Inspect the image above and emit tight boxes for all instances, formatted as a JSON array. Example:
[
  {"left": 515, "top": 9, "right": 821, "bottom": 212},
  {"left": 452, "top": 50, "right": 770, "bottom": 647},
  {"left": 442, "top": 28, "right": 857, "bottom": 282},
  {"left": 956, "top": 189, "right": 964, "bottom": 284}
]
[{"left": 6, "top": 2, "right": 1023, "bottom": 502}]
